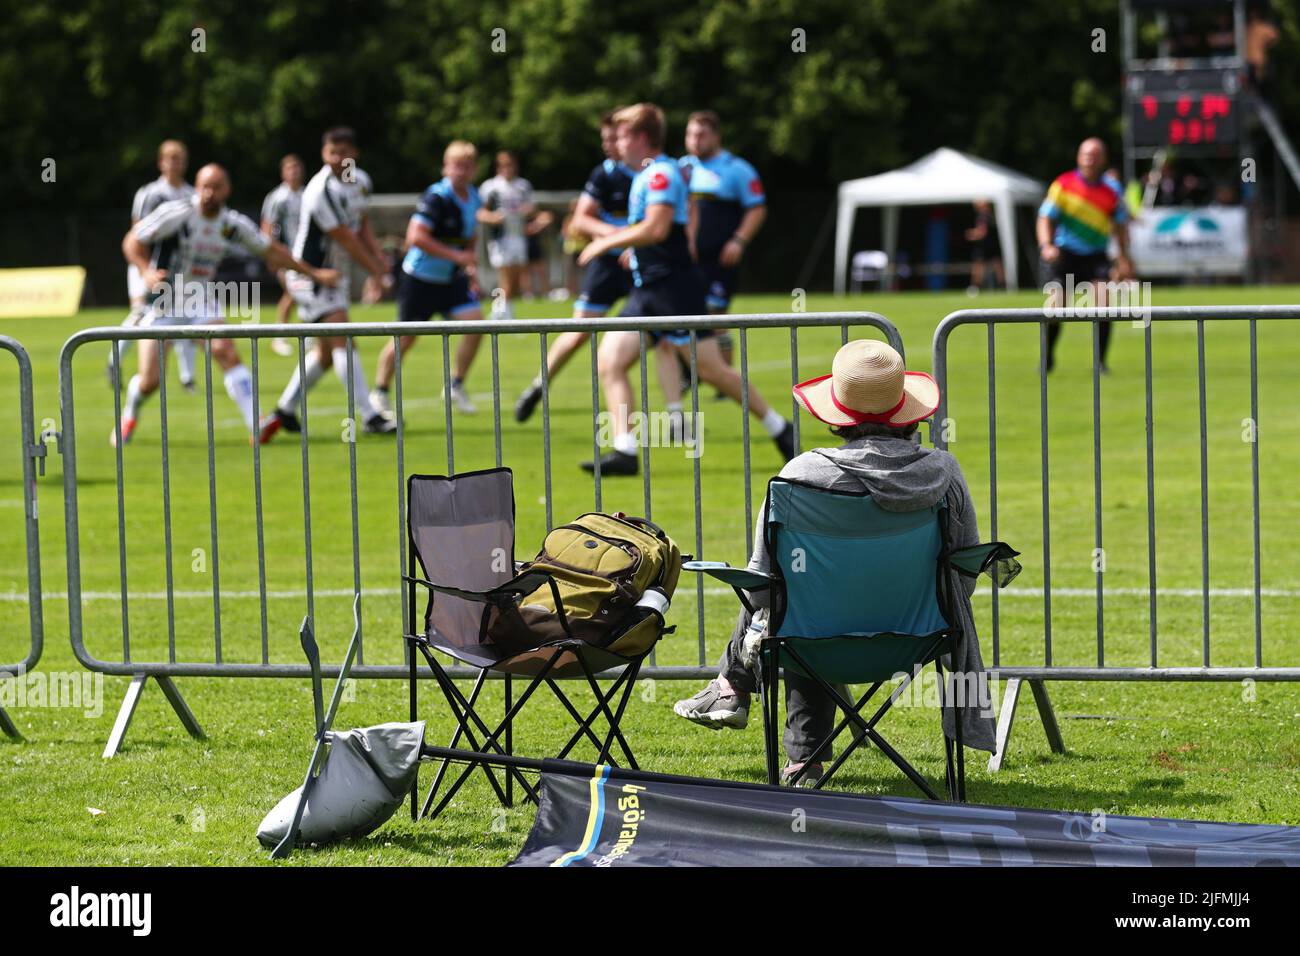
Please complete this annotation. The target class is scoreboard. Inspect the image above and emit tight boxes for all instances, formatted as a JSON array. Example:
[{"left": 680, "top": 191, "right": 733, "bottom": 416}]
[{"left": 1125, "top": 67, "right": 1242, "bottom": 149}]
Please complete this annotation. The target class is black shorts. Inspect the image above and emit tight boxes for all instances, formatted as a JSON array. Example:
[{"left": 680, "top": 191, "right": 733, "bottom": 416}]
[
  {"left": 697, "top": 256, "right": 739, "bottom": 310},
  {"left": 576, "top": 255, "right": 633, "bottom": 314},
  {"left": 1040, "top": 249, "right": 1110, "bottom": 288},
  {"left": 527, "top": 235, "right": 542, "bottom": 262},
  {"left": 621, "top": 270, "right": 712, "bottom": 345},
  {"left": 397, "top": 273, "right": 479, "bottom": 322}
]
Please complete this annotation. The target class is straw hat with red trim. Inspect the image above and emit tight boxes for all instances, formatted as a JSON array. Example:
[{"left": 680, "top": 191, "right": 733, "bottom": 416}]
[{"left": 792, "top": 339, "right": 940, "bottom": 428}]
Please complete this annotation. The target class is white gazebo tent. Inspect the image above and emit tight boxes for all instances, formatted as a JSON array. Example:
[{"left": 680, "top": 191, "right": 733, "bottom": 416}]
[{"left": 833, "top": 148, "right": 1046, "bottom": 292}]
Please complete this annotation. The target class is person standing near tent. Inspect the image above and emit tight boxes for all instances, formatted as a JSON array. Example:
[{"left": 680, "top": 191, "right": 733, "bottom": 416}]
[
  {"left": 1037, "top": 138, "right": 1133, "bottom": 373},
  {"left": 965, "top": 199, "right": 1004, "bottom": 293}
]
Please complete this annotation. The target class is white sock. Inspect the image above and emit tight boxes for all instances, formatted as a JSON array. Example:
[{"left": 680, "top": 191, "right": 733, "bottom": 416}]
[
  {"left": 223, "top": 364, "right": 256, "bottom": 432},
  {"left": 494, "top": 297, "right": 515, "bottom": 321},
  {"left": 613, "top": 432, "right": 638, "bottom": 456},
  {"left": 175, "top": 339, "right": 197, "bottom": 384},
  {"left": 666, "top": 401, "right": 683, "bottom": 414},
  {"left": 332, "top": 346, "right": 370, "bottom": 413},
  {"left": 124, "top": 374, "right": 148, "bottom": 420},
  {"left": 277, "top": 351, "right": 325, "bottom": 414},
  {"left": 762, "top": 408, "right": 786, "bottom": 437}
]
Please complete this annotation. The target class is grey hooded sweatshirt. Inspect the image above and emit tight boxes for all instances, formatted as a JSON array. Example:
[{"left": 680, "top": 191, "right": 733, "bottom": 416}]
[{"left": 745, "top": 435, "right": 997, "bottom": 753}]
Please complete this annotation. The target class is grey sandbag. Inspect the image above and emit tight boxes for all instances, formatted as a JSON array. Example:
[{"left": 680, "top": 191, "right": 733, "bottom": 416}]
[{"left": 258, "top": 721, "right": 425, "bottom": 848}]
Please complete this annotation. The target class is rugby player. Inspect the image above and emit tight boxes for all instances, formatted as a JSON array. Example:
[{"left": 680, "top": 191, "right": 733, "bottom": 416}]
[
  {"left": 680, "top": 110, "right": 766, "bottom": 370},
  {"left": 260, "top": 153, "right": 306, "bottom": 357},
  {"left": 114, "top": 163, "right": 340, "bottom": 446},
  {"left": 109, "top": 139, "right": 197, "bottom": 390},
  {"left": 576, "top": 103, "right": 794, "bottom": 476},
  {"left": 369, "top": 140, "right": 486, "bottom": 418},
  {"left": 514, "top": 111, "right": 634, "bottom": 423},
  {"left": 478, "top": 150, "right": 536, "bottom": 322},
  {"left": 258, "top": 127, "right": 396, "bottom": 442}
]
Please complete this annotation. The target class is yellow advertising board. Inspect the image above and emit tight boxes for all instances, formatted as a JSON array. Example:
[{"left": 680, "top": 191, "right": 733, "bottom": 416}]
[{"left": 0, "top": 267, "right": 86, "bottom": 318}]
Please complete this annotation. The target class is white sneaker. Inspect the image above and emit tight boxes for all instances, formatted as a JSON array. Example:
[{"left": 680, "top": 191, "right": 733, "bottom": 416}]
[
  {"left": 368, "top": 388, "right": 393, "bottom": 419},
  {"left": 271, "top": 338, "right": 294, "bottom": 357},
  {"left": 448, "top": 381, "right": 477, "bottom": 414}
]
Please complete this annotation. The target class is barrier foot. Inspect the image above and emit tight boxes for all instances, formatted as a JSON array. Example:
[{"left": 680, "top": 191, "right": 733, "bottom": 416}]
[
  {"left": 0, "top": 704, "right": 23, "bottom": 741},
  {"left": 987, "top": 678, "right": 1066, "bottom": 772},
  {"left": 103, "top": 674, "right": 206, "bottom": 758}
]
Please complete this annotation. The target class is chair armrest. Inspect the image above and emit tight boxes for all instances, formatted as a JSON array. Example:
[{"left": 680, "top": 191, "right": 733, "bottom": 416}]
[
  {"left": 945, "top": 543, "right": 1022, "bottom": 588},
  {"left": 683, "top": 560, "right": 774, "bottom": 591}
]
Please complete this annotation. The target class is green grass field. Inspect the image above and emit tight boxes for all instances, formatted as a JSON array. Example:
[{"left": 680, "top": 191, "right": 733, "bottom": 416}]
[{"left": 2, "top": 285, "right": 1299, "bottom": 866}]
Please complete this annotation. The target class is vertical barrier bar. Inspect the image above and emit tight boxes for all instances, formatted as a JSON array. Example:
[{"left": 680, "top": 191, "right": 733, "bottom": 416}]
[
  {"left": 789, "top": 327, "right": 800, "bottom": 452},
  {"left": 203, "top": 345, "right": 222, "bottom": 662},
  {"left": 111, "top": 341, "right": 131, "bottom": 661},
  {"left": 639, "top": 332, "right": 652, "bottom": 520},
  {"left": 442, "top": 335, "right": 454, "bottom": 474},
  {"left": 1038, "top": 320, "right": 1052, "bottom": 666},
  {"left": 688, "top": 333, "right": 705, "bottom": 668},
  {"left": 394, "top": 334, "right": 408, "bottom": 639},
  {"left": 158, "top": 344, "right": 177, "bottom": 662},
  {"left": 539, "top": 333, "right": 553, "bottom": 531},
  {"left": 739, "top": 327, "right": 752, "bottom": 555},
  {"left": 250, "top": 340, "right": 269, "bottom": 664},
  {"left": 1144, "top": 320, "right": 1157, "bottom": 666},
  {"left": 1196, "top": 319, "right": 1210, "bottom": 665},
  {"left": 298, "top": 340, "right": 315, "bottom": 624},
  {"left": 986, "top": 322, "right": 999, "bottom": 665},
  {"left": 1091, "top": 320, "right": 1104, "bottom": 666},
  {"left": 346, "top": 341, "right": 363, "bottom": 663},
  {"left": 1249, "top": 318, "right": 1262, "bottom": 666},
  {"left": 589, "top": 332, "right": 601, "bottom": 510},
  {"left": 491, "top": 333, "right": 503, "bottom": 468}
]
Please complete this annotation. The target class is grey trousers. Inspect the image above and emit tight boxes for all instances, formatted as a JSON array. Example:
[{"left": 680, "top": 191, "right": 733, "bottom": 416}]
[{"left": 717, "top": 607, "right": 837, "bottom": 764}]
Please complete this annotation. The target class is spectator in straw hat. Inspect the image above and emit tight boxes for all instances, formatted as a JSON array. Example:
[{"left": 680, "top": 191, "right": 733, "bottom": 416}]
[{"left": 674, "top": 339, "right": 996, "bottom": 786}]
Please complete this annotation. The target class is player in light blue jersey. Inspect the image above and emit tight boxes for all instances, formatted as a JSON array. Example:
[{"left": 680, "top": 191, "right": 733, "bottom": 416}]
[
  {"left": 514, "top": 111, "right": 636, "bottom": 422},
  {"left": 370, "top": 140, "right": 486, "bottom": 417},
  {"left": 576, "top": 104, "right": 793, "bottom": 476}
]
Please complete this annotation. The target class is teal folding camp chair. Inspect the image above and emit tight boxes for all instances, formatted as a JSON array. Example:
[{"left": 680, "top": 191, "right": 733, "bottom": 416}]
[{"left": 687, "top": 478, "right": 1018, "bottom": 802}]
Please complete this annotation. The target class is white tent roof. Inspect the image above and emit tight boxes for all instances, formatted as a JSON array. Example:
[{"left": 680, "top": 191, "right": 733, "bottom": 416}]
[
  {"left": 838, "top": 147, "right": 1045, "bottom": 207},
  {"left": 834, "top": 148, "right": 1046, "bottom": 292}
]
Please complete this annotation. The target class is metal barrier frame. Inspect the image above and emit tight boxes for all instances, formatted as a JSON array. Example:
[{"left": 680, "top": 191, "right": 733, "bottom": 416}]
[
  {"left": 933, "top": 305, "right": 1300, "bottom": 768},
  {"left": 59, "top": 312, "right": 902, "bottom": 753},
  {"left": 0, "top": 336, "right": 45, "bottom": 741}
]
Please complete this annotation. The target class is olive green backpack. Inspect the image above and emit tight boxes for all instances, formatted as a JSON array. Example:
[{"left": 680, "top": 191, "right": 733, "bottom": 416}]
[{"left": 484, "top": 513, "right": 681, "bottom": 658}]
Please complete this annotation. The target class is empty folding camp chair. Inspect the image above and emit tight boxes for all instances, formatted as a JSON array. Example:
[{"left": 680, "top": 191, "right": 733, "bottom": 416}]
[
  {"left": 404, "top": 467, "right": 670, "bottom": 822},
  {"left": 687, "top": 479, "right": 1018, "bottom": 802}
]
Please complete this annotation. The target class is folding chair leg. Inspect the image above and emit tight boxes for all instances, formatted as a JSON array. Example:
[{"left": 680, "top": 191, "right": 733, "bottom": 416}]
[
  {"left": 577, "top": 655, "right": 640, "bottom": 768},
  {"left": 596, "top": 661, "right": 641, "bottom": 767},
  {"left": 551, "top": 667, "right": 637, "bottom": 767},
  {"left": 408, "top": 637, "right": 419, "bottom": 821},
  {"left": 936, "top": 658, "right": 957, "bottom": 801},
  {"left": 504, "top": 674, "right": 513, "bottom": 807},
  {"left": 423, "top": 670, "right": 508, "bottom": 815},
  {"left": 764, "top": 643, "right": 781, "bottom": 786},
  {"left": 420, "top": 648, "right": 556, "bottom": 819},
  {"left": 416, "top": 647, "right": 539, "bottom": 818}
]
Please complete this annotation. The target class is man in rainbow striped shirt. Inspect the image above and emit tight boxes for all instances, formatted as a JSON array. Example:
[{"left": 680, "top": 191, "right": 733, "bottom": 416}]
[{"left": 1036, "top": 138, "right": 1133, "bottom": 373}]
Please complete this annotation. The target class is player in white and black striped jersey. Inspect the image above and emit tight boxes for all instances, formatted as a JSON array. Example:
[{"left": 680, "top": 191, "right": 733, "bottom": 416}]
[
  {"left": 258, "top": 127, "right": 396, "bottom": 443},
  {"left": 113, "top": 163, "right": 342, "bottom": 447},
  {"left": 260, "top": 153, "right": 306, "bottom": 357},
  {"left": 110, "top": 139, "right": 198, "bottom": 389}
]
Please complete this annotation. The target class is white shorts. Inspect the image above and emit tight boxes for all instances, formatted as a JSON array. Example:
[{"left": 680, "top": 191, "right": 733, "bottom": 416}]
[
  {"left": 285, "top": 271, "right": 351, "bottom": 322},
  {"left": 488, "top": 236, "right": 528, "bottom": 269},
  {"left": 127, "top": 265, "right": 146, "bottom": 301}
]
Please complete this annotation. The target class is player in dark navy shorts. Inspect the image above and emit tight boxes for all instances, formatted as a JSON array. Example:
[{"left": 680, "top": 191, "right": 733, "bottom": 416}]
[
  {"left": 369, "top": 140, "right": 487, "bottom": 419},
  {"left": 514, "top": 112, "right": 637, "bottom": 422},
  {"left": 577, "top": 103, "right": 793, "bottom": 476},
  {"left": 680, "top": 110, "right": 767, "bottom": 384}
]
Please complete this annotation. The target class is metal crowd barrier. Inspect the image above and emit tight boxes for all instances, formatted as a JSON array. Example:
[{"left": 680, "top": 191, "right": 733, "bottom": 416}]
[
  {"left": 58, "top": 312, "right": 902, "bottom": 753},
  {"left": 933, "top": 305, "right": 1300, "bottom": 769},
  {"left": 0, "top": 336, "right": 45, "bottom": 741}
]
